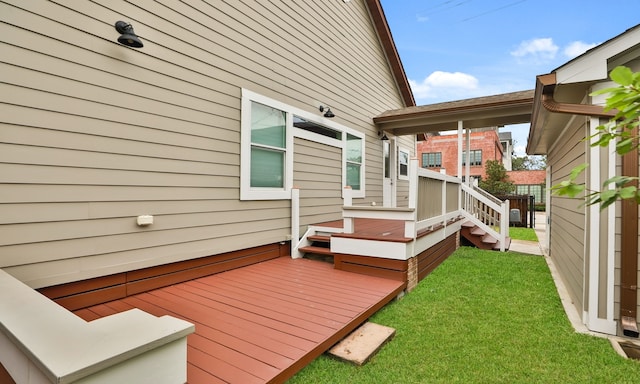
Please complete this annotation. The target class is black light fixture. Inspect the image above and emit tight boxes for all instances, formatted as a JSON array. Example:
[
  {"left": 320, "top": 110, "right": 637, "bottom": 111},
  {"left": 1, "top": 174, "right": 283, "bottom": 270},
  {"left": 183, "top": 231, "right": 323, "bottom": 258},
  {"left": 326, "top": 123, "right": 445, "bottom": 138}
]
[
  {"left": 378, "top": 131, "right": 389, "bottom": 140},
  {"left": 319, "top": 105, "right": 335, "bottom": 118},
  {"left": 115, "top": 21, "right": 143, "bottom": 48}
]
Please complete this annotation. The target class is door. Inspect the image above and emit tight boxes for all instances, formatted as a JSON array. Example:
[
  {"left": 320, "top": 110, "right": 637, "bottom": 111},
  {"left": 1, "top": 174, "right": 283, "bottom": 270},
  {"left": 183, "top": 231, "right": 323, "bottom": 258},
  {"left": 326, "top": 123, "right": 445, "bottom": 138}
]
[{"left": 383, "top": 139, "right": 397, "bottom": 207}]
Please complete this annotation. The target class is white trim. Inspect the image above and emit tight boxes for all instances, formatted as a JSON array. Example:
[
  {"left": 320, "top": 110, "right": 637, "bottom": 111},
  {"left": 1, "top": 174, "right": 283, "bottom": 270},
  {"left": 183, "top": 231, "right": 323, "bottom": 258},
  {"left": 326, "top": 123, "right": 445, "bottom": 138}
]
[
  {"left": 555, "top": 27, "right": 640, "bottom": 84},
  {"left": 585, "top": 114, "right": 617, "bottom": 335},
  {"left": 240, "top": 89, "right": 366, "bottom": 200}
]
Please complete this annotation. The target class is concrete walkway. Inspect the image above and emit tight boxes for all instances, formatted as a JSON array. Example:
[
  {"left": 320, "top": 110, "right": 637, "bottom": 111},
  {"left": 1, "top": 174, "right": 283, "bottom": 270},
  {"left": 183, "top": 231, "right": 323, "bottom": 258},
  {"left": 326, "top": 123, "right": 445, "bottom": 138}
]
[{"left": 507, "top": 212, "right": 546, "bottom": 256}]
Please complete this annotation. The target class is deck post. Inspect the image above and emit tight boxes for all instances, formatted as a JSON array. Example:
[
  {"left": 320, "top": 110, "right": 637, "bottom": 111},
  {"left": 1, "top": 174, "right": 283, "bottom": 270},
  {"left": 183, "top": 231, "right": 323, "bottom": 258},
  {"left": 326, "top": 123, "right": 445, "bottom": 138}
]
[
  {"left": 500, "top": 199, "right": 509, "bottom": 252},
  {"left": 406, "top": 159, "right": 418, "bottom": 238},
  {"left": 408, "top": 158, "right": 418, "bottom": 210},
  {"left": 291, "top": 187, "right": 301, "bottom": 258},
  {"left": 343, "top": 186, "right": 354, "bottom": 233}
]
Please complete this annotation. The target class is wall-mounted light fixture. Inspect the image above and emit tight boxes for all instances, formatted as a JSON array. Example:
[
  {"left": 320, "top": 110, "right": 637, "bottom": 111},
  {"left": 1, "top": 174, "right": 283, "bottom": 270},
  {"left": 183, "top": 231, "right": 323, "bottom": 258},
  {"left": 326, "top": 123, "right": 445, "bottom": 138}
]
[
  {"left": 115, "top": 21, "right": 143, "bottom": 48},
  {"left": 378, "top": 131, "right": 389, "bottom": 140},
  {"left": 319, "top": 105, "right": 335, "bottom": 118}
]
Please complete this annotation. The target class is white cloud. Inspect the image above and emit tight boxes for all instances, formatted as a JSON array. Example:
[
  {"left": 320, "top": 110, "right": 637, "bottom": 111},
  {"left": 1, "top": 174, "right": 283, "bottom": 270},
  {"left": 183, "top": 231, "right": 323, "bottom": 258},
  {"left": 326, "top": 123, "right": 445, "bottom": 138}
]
[
  {"left": 563, "top": 41, "right": 598, "bottom": 58},
  {"left": 409, "top": 71, "right": 479, "bottom": 100},
  {"left": 510, "top": 38, "right": 558, "bottom": 62},
  {"left": 416, "top": 14, "right": 429, "bottom": 22}
]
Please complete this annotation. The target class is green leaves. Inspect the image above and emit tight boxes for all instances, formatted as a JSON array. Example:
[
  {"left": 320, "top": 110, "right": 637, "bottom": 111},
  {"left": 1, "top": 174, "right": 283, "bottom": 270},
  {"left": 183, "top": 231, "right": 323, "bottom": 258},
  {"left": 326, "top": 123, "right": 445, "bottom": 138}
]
[{"left": 556, "top": 66, "right": 640, "bottom": 210}]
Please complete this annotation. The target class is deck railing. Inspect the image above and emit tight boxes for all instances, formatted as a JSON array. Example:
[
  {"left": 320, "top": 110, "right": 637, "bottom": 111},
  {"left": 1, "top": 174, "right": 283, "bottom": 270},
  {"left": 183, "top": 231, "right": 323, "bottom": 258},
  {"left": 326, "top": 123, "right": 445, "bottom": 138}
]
[
  {"left": 460, "top": 183, "right": 510, "bottom": 251},
  {"left": 291, "top": 158, "right": 509, "bottom": 255},
  {"left": 341, "top": 159, "right": 462, "bottom": 240}
]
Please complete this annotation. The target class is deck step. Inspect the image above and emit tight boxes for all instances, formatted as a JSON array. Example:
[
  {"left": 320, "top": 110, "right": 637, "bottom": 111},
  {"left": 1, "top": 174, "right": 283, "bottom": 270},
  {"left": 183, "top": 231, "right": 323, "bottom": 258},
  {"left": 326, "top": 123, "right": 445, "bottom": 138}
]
[
  {"left": 299, "top": 245, "right": 333, "bottom": 255},
  {"left": 307, "top": 235, "right": 331, "bottom": 243},
  {"left": 328, "top": 322, "right": 396, "bottom": 366}
]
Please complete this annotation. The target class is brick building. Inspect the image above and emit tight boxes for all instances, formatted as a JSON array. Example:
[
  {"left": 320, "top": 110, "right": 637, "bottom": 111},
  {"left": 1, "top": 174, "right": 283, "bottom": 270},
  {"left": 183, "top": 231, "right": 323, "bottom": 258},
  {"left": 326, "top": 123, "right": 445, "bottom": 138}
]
[
  {"left": 417, "top": 128, "right": 504, "bottom": 181},
  {"left": 417, "top": 128, "right": 546, "bottom": 204}
]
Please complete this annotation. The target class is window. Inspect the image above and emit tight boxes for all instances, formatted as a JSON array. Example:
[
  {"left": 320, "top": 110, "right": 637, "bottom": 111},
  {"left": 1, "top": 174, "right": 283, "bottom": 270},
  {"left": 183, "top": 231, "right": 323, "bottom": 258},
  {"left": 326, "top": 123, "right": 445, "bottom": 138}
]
[
  {"left": 250, "top": 102, "right": 286, "bottom": 188},
  {"left": 516, "top": 184, "right": 544, "bottom": 204},
  {"left": 346, "top": 134, "right": 362, "bottom": 190},
  {"left": 462, "top": 150, "right": 482, "bottom": 166},
  {"left": 422, "top": 152, "right": 442, "bottom": 168},
  {"left": 398, "top": 148, "right": 409, "bottom": 180},
  {"left": 241, "top": 89, "right": 365, "bottom": 200}
]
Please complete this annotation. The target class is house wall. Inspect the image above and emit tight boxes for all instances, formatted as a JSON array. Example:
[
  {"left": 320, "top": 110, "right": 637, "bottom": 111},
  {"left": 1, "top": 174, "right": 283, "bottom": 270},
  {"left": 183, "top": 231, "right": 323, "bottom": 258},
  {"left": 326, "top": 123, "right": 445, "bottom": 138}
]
[
  {"left": 293, "top": 137, "right": 343, "bottom": 229},
  {"left": 547, "top": 116, "right": 588, "bottom": 316},
  {"left": 0, "top": 0, "right": 410, "bottom": 288}
]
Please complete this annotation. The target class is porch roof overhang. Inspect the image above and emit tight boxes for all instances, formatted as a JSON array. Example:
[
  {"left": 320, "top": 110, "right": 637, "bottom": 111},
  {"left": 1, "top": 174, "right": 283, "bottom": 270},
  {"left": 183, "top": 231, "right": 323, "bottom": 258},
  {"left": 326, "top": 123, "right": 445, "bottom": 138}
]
[{"left": 372, "top": 90, "right": 534, "bottom": 137}]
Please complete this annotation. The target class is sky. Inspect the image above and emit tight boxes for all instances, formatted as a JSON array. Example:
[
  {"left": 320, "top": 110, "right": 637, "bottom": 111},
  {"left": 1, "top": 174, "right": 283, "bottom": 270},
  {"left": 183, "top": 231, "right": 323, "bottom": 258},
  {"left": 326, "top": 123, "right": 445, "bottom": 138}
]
[{"left": 379, "top": 0, "right": 639, "bottom": 156}]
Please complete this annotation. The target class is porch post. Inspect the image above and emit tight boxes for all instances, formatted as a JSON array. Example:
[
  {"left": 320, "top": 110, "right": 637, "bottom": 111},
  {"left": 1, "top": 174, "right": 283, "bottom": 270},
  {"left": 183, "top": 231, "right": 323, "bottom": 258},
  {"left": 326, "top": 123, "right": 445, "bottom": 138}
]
[
  {"left": 291, "top": 187, "right": 301, "bottom": 258},
  {"left": 406, "top": 158, "right": 418, "bottom": 238},
  {"left": 457, "top": 121, "right": 463, "bottom": 179},
  {"left": 465, "top": 127, "right": 471, "bottom": 186},
  {"left": 408, "top": 158, "right": 418, "bottom": 210},
  {"left": 343, "top": 186, "right": 354, "bottom": 233}
]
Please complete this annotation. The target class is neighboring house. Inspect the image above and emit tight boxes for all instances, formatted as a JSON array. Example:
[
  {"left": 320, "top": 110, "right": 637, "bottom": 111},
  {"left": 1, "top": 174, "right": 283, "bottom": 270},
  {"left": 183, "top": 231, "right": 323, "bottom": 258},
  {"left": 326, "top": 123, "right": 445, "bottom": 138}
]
[
  {"left": 527, "top": 24, "right": 640, "bottom": 338},
  {"left": 417, "top": 128, "right": 544, "bottom": 203},
  {"left": 417, "top": 128, "right": 505, "bottom": 181}
]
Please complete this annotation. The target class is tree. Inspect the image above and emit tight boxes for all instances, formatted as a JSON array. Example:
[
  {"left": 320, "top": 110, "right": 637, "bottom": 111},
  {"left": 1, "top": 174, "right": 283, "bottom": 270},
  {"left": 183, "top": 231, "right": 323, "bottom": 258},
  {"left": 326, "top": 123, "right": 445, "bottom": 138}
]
[
  {"left": 512, "top": 155, "right": 547, "bottom": 171},
  {"left": 479, "top": 160, "right": 515, "bottom": 195},
  {"left": 552, "top": 66, "right": 640, "bottom": 208}
]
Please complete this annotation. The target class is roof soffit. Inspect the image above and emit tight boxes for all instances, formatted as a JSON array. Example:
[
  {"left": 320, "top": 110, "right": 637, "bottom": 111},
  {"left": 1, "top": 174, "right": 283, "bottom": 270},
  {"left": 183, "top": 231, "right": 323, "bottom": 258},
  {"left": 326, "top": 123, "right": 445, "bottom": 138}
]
[{"left": 373, "top": 90, "right": 534, "bottom": 135}]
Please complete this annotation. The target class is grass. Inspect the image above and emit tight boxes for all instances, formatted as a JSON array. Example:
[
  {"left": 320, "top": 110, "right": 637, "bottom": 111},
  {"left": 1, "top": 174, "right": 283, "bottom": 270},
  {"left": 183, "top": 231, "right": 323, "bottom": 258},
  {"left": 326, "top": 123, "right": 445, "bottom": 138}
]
[
  {"left": 288, "top": 247, "right": 640, "bottom": 383},
  {"left": 509, "top": 226, "right": 538, "bottom": 241}
]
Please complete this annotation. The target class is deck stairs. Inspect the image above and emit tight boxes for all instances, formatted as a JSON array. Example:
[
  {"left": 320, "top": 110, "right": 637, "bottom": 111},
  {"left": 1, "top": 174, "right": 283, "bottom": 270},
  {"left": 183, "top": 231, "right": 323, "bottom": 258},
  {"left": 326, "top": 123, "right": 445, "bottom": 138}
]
[
  {"left": 460, "top": 221, "right": 511, "bottom": 251},
  {"left": 298, "top": 231, "right": 335, "bottom": 262}
]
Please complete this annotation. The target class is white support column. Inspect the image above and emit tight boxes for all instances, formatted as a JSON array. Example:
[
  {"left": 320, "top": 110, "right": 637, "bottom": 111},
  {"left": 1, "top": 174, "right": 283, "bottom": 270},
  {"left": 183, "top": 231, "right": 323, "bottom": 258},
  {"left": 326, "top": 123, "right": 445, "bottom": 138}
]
[
  {"left": 406, "top": 158, "right": 419, "bottom": 239},
  {"left": 343, "top": 186, "right": 354, "bottom": 233},
  {"left": 586, "top": 115, "right": 617, "bottom": 334},
  {"left": 500, "top": 199, "right": 509, "bottom": 252},
  {"left": 465, "top": 127, "right": 471, "bottom": 186},
  {"left": 291, "top": 187, "right": 301, "bottom": 259},
  {"left": 408, "top": 158, "right": 418, "bottom": 210},
  {"left": 457, "top": 121, "right": 463, "bottom": 179}
]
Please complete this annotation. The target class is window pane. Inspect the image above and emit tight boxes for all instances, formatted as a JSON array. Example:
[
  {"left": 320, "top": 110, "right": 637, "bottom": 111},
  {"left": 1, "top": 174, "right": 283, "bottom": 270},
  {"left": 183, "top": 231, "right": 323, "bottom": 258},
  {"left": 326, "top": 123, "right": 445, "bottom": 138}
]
[
  {"left": 399, "top": 150, "right": 409, "bottom": 176},
  {"left": 346, "top": 134, "right": 362, "bottom": 163},
  {"left": 384, "top": 142, "right": 390, "bottom": 178},
  {"left": 346, "top": 163, "right": 361, "bottom": 190},
  {"left": 250, "top": 147, "right": 284, "bottom": 188},
  {"left": 251, "top": 102, "right": 285, "bottom": 148}
]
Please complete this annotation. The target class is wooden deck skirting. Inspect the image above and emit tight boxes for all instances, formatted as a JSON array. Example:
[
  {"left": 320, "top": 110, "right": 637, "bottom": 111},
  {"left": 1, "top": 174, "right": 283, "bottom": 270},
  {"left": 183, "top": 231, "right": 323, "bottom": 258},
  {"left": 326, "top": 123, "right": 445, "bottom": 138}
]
[
  {"left": 417, "top": 233, "right": 457, "bottom": 281},
  {"left": 38, "top": 243, "right": 288, "bottom": 311},
  {"left": 73, "top": 257, "right": 406, "bottom": 384}
]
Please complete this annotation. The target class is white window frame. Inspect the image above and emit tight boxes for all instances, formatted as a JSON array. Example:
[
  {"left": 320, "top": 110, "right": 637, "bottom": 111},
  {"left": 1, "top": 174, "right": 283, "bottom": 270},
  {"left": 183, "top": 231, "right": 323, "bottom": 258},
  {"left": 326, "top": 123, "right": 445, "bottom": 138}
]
[
  {"left": 398, "top": 147, "right": 410, "bottom": 181},
  {"left": 241, "top": 89, "right": 365, "bottom": 200}
]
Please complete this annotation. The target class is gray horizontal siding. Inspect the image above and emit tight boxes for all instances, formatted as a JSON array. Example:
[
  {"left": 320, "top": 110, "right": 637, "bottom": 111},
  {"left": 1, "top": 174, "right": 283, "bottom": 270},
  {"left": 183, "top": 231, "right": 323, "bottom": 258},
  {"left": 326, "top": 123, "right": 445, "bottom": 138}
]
[
  {"left": 548, "top": 119, "right": 587, "bottom": 314},
  {"left": 0, "top": 0, "right": 408, "bottom": 287}
]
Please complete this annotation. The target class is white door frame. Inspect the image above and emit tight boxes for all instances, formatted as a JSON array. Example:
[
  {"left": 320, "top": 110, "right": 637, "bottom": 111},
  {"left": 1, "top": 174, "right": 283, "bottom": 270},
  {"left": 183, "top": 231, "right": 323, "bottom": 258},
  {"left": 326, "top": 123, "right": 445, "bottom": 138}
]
[{"left": 383, "top": 138, "right": 397, "bottom": 207}]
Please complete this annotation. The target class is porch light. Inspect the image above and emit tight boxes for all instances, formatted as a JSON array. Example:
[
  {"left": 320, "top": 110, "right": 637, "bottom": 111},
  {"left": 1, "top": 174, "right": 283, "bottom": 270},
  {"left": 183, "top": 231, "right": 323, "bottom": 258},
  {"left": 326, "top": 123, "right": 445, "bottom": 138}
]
[
  {"left": 319, "top": 105, "right": 335, "bottom": 118},
  {"left": 378, "top": 131, "right": 389, "bottom": 140},
  {"left": 115, "top": 21, "right": 143, "bottom": 48}
]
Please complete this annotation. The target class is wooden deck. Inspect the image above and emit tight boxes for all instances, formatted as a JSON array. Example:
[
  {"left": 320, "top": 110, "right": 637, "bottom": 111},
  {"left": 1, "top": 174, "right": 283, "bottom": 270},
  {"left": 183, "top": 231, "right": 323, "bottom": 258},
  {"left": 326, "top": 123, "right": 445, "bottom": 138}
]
[{"left": 73, "top": 256, "right": 405, "bottom": 384}]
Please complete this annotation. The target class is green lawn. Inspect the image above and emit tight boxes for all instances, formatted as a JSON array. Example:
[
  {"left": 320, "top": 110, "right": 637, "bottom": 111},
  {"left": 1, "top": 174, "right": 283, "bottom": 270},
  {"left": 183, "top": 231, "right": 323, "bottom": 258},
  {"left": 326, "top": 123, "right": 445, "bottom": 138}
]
[
  {"left": 509, "top": 226, "right": 538, "bottom": 241},
  {"left": 288, "top": 247, "right": 640, "bottom": 383}
]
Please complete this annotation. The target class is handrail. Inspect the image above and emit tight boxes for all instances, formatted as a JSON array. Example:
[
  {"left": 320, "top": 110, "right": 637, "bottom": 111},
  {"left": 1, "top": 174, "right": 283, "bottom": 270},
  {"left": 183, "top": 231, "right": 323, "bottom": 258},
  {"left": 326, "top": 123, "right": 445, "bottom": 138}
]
[
  {"left": 460, "top": 183, "right": 509, "bottom": 251},
  {"left": 336, "top": 159, "right": 508, "bottom": 252}
]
